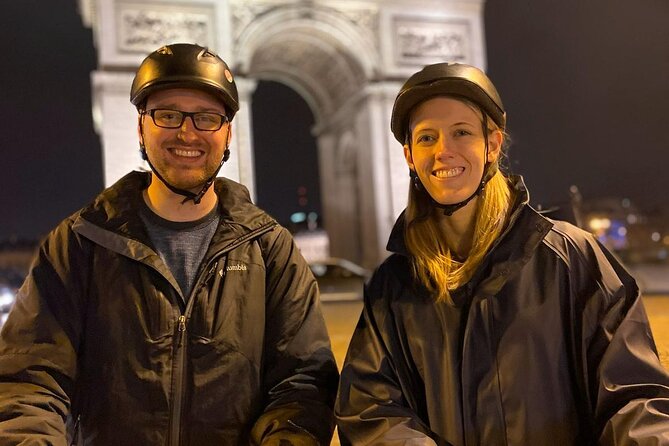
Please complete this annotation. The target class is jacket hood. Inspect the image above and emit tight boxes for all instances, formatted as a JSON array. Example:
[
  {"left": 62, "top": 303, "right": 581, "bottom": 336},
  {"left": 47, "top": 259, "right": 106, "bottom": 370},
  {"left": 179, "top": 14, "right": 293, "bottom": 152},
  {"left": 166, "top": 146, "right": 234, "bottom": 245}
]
[{"left": 386, "top": 174, "right": 532, "bottom": 256}]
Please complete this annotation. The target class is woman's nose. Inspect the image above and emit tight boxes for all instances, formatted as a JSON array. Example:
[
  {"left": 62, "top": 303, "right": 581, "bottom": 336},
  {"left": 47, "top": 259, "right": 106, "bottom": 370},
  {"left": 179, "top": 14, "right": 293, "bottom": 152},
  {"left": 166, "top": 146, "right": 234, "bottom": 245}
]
[{"left": 434, "top": 137, "right": 453, "bottom": 160}]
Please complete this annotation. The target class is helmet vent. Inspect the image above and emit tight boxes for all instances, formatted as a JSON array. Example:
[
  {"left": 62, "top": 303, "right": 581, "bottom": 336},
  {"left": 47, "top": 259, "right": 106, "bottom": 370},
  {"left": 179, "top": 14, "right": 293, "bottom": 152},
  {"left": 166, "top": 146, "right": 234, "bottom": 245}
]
[
  {"left": 156, "top": 46, "right": 173, "bottom": 56},
  {"left": 198, "top": 48, "right": 218, "bottom": 63}
]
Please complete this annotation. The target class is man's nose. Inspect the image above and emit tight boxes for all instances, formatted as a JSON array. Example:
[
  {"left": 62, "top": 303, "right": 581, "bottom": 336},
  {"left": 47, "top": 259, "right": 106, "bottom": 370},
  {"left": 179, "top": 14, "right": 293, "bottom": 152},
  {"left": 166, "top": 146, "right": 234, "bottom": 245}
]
[{"left": 177, "top": 116, "right": 199, "bottom": 140}]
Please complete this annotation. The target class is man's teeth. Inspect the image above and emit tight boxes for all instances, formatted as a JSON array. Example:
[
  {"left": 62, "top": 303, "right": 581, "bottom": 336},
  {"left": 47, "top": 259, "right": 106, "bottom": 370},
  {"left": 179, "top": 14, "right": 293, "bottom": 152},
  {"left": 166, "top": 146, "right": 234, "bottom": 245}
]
[
  {"left": 434, "top": 167, "right": 464, "bottom": 178},
  {"left": 174, "top": 148, "right": 200, "bottom": 158}
]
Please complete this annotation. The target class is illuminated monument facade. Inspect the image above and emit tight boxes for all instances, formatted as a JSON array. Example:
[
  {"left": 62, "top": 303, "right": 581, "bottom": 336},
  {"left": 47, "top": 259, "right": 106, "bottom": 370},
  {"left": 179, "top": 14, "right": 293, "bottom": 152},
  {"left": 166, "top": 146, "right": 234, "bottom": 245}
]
[{"left": 79, "top": 0, "right": 488, "bottom": 267}]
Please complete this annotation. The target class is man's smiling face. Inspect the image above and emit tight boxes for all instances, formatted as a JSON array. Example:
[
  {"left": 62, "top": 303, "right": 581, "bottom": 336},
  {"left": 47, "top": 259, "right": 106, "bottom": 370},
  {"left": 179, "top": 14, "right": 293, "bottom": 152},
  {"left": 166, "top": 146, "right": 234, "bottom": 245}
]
[{"left": 140, "top": 88, "right": 231, "bottom": 192}]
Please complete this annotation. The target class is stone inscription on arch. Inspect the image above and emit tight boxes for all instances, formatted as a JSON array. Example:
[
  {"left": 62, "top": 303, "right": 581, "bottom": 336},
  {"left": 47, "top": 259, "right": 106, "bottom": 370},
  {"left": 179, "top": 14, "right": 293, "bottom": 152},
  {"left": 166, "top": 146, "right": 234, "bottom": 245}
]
[
  {"left": 116, "top": 2, "right": 215, "bottom": 53},
  {"left": 393, "top": 17, "right": 470, "bottom": 66}
]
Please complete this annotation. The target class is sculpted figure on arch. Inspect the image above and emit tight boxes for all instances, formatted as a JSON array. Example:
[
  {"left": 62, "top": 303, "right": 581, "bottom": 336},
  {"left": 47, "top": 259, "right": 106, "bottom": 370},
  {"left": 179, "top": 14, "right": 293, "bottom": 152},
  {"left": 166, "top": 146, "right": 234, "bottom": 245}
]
[
  {"left": 335, "top": 62, "right": 669, "bottom": 445},
  {"left": 0, "top": 43, "right": 338, "bottom": 445}
]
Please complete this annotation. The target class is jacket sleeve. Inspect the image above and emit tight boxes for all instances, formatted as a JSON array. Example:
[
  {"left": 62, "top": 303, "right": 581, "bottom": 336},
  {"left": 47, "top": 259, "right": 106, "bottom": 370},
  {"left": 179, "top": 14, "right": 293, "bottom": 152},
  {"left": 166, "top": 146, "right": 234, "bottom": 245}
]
[
  {"left": 0, "top": 220, "right": 86, "bottom": 445},
  {"left": 335, "top": 271, "right": 444, "bottom": 446},
  {"left": 250, "top": 226, "right": 339, "bottom": 446},
  {"left": 573, "top": 238, "right": 669, "bottom": 444}
]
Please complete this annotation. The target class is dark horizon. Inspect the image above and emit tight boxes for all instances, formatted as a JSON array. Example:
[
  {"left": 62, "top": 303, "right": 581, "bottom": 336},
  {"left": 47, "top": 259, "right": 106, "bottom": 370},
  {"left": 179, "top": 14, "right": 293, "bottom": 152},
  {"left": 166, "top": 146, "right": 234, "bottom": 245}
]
[{"left": 2, "top": 0, "right": 668, "bottom": 241}]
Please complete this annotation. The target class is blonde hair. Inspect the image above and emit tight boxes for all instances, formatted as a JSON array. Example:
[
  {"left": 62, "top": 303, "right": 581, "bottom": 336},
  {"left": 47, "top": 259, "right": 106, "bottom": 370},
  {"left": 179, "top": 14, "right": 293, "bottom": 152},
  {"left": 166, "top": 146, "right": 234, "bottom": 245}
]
[{"left": 404, "top": 110, "right": 512, "bottom": 304}]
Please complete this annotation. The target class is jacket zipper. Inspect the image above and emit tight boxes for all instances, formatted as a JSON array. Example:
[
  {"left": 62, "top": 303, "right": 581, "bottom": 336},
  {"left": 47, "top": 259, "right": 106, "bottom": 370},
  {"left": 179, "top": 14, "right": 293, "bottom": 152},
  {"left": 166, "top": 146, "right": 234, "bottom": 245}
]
[
  {"left": 169, "top": 315, "right": 187, "bottom": 445},
  {"left": 167, "top": 222, "right": 277, "bottom": 446},
  {"left": 68, "top": 415, "right": 81, "bottom": 446}
]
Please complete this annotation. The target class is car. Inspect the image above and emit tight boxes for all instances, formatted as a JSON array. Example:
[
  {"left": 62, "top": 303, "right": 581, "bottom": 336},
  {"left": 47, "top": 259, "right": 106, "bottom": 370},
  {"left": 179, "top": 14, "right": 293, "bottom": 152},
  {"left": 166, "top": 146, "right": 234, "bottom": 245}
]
[
  {"left": 0, "top": 286, "right": 17, "bottom": 327},
  {"left": 0, "top": 268, "right": 25, "bottom": 326},
  {"left": 309, "top": 257, "right": 370, "bottom": 302}
]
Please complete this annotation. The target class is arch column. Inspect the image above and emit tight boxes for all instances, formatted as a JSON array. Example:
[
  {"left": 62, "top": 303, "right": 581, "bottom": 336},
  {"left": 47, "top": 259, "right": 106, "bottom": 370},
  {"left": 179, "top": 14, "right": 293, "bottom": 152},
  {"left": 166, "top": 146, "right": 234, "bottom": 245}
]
[
  {"left": 314, "top": 80, "right": 404, "bottom": 268},
  {"left": 90, "top": 70, "right": 141, "bottom": 185},
  {"left": 314, "top": 97, "right": 364, "bottom": 266},
  {"left": 353, "top": 81, "right": 406, "bottom": 267},
  {"left": 222, "top": 76, "right": 258, "bottom": 200}
]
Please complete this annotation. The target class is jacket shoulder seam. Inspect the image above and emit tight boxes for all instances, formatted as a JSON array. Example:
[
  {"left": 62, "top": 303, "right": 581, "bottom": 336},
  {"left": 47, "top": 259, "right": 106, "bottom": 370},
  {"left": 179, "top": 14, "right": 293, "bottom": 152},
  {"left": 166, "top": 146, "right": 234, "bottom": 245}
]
[{"left": 543, "top": 223, "right": 610, "bottom": 298}]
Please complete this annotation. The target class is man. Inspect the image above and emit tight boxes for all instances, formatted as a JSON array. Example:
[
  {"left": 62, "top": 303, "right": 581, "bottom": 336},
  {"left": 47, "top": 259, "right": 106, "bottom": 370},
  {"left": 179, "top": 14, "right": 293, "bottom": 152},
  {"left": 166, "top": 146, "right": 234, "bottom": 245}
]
[{"left": 0, "top": 43, "right": 338, "bottom": 445}]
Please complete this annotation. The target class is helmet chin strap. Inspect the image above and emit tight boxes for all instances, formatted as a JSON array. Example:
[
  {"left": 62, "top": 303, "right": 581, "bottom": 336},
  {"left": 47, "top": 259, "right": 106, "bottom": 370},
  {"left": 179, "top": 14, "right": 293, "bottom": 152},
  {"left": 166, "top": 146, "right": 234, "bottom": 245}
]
[
  {"left": 139, "top": 115, "right": 230, "bottom": 205},
  {"left": 411, "top": 114, "right": 496, "bottom": 216}
]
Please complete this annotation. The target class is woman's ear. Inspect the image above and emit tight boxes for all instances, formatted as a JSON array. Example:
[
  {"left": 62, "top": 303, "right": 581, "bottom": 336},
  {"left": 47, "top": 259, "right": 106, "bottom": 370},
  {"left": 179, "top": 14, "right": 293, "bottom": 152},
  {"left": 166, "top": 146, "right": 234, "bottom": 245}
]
[
  {"left": 487, "top": 129, "right": 504, "bottom": 162},
  {"left": 404, "top": 144, "right": 415, "bottom": 170}
]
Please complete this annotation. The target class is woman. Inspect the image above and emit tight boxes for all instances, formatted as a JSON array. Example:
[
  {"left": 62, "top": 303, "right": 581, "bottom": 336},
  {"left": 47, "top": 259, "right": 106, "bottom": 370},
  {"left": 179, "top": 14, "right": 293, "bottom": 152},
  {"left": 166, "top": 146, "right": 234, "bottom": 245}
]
[{"left": 335, "top": 63, "right": 669, "bottom": 445}]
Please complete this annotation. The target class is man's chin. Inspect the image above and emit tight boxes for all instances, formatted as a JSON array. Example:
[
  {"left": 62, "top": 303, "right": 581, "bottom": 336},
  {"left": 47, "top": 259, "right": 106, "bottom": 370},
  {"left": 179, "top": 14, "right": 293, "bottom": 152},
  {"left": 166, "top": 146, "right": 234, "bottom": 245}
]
[
  {"left": 151, "top": 168, "right": 216, "bottom": 194},
  {"left": 162, "top": 177, "right": 208, "bottom": 193}
]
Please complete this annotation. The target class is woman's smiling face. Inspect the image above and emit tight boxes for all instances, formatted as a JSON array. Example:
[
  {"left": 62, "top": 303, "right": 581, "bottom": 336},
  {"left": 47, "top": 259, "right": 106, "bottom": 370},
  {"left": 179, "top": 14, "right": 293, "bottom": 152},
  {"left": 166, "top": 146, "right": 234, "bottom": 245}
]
[{"left": 404, "top": 96, "right": 501, "bottom": 206}]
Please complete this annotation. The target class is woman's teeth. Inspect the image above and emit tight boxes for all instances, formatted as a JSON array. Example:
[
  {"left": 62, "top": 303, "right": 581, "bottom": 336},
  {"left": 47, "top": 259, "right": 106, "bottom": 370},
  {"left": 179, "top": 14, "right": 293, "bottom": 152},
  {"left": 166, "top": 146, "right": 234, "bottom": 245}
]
[{"left": 434, "top": 167, "right": 464, "bottom": 178}]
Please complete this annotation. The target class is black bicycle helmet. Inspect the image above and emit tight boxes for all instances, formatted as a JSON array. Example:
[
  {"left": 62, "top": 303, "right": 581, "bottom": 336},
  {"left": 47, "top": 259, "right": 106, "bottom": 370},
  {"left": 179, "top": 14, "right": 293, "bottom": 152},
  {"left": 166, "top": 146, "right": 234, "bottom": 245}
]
[
  {"left": 131, "top": 43, "right": 239, "bottom": 119},
  {"left": 391, "top": 62, "right": 505, "bottom": 144}
]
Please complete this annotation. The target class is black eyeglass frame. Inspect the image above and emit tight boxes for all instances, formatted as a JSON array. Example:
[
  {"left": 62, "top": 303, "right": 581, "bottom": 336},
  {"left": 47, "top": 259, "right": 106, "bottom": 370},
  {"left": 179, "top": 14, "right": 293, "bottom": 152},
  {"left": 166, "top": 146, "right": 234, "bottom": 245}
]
[{"left": 141, "top": 108, "right": 230, "bottom": 131}]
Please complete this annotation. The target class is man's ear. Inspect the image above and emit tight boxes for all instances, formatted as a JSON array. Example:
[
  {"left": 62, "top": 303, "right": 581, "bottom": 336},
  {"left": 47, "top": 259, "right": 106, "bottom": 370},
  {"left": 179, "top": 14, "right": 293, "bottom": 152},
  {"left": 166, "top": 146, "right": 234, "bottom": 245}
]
[
  {"left": 226, "top": 123, "right": 233, "bottom": 148},
  {"left": 137, "top": 114, "right": 145, "bottom": 146},
  {"left": 404, "top": 144, "right": 415, "bottom": 171}
]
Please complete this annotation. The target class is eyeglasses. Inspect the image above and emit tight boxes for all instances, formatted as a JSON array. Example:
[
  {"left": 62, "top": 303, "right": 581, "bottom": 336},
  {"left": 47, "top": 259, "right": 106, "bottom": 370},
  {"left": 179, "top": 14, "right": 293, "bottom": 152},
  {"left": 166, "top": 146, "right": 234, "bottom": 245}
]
[{"left": 142, "top": 108, "right": 229, "bottom": 131}]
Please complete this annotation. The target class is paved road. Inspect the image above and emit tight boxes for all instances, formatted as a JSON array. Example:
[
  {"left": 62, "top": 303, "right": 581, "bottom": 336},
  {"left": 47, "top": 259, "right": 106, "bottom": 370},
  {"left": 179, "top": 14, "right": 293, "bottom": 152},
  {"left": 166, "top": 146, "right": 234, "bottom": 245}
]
[
  {"left": 643, "top": 295, "right": 669, "bottom": 369},
  {"left": 321, "top": 295, "right": 669, "bottom": 445}
]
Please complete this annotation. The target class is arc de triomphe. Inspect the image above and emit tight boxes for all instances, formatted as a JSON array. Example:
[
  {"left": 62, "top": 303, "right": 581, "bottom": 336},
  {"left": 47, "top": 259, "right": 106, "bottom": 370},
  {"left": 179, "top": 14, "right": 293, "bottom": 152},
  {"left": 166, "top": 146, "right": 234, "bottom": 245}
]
[{"left": 78, "top": 0, "right": 488, "bottom": 268}]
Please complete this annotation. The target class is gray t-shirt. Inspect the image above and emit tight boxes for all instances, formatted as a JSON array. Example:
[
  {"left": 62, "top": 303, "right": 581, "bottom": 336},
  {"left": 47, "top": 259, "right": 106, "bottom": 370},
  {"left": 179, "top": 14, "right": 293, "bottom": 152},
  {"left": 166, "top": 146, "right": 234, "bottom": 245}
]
[{"left": 140, "top": 199, "right": 219, "bottom": 301}]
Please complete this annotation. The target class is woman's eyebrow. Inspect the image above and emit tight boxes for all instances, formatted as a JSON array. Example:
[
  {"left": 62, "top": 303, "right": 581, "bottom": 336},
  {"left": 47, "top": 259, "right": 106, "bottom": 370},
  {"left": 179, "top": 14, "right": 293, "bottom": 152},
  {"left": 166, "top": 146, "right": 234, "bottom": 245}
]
[{"left": 450, "top": 121, "right": 477, "bottom": 127}]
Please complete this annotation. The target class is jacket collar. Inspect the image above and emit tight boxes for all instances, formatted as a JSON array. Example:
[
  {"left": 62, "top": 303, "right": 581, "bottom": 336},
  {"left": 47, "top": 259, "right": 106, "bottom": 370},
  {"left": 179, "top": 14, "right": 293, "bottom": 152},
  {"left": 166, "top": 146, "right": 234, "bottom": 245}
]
[
  {"left": 387, "top": 175, "right": 531, "bottom": 256},
  {"left": 385, "top": 175, "right": 553, "bottom": 296},
  {"left": 73, "top": 171, "right": 276, "bottom": 249}
]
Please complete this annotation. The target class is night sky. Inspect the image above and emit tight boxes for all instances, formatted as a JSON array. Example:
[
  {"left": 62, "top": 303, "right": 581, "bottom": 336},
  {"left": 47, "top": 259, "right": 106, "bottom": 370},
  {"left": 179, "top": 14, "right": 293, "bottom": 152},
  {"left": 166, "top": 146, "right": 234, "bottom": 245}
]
[{"left": 2, "top": 0, "right": 669, "bottom": 241}]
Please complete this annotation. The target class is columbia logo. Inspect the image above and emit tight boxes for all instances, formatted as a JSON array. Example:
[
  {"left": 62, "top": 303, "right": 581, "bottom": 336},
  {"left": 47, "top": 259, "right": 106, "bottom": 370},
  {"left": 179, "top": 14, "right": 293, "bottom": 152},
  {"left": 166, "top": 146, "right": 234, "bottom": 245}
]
[
  {"left": 218, "top": 263, "right": 248, "bottom": 276},
  {"left": 226, "top": 264, "right": 247, "bottom": 272}
]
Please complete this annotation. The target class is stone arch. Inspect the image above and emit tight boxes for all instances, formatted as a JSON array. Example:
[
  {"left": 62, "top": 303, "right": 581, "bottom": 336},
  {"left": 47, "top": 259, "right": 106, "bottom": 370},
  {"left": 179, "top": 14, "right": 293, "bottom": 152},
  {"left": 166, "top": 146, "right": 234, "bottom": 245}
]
[
  {"left": 230, "top": 3, "right": 383, "bottom": 265},
  {"left": 234, "top": 3, "right": 379, "bottom": 75},
  {"left": 233, "top": 2, "right": 378, "bottom": 124},
  {"left": 81, "top": 0, "right": 488, "bottom": 268}
]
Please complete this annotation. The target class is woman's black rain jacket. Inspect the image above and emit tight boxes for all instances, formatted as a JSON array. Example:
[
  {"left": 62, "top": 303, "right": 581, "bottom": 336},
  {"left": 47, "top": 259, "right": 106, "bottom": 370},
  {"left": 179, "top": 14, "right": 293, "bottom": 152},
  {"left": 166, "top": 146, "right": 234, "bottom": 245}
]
[{"left": 336, "top": 177, "right": 669, "bottom": 445}]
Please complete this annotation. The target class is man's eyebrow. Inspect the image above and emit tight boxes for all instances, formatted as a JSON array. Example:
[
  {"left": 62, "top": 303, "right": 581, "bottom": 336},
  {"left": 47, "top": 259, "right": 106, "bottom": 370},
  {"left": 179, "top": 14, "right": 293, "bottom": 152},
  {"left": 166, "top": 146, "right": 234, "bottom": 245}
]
[{"left": 150, "top": 103, "right": 225, "bottom": 113}]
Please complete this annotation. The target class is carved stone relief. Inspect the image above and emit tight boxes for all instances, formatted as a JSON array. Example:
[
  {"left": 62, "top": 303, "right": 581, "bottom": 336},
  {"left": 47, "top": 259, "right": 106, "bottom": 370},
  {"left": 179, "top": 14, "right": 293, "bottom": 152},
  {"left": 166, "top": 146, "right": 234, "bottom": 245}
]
[
  {"left": 393, "top": 17, "right": 471, "bottom": 66},
  {"left": 230, "top": 1, "right": 379, "bottom": 53},
  {"left": 338, "top": 6, "right": 377, "bottom": 33},
  {"left": 116, "top": 2, "right": 215, "bottom": 53},
  {"left": 335, "top": 4, "right": 379, "bottom": 50},
  {"left": 229, "top": 0, "right": 275, "bottom": 42}
]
